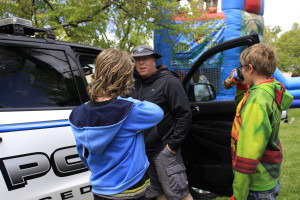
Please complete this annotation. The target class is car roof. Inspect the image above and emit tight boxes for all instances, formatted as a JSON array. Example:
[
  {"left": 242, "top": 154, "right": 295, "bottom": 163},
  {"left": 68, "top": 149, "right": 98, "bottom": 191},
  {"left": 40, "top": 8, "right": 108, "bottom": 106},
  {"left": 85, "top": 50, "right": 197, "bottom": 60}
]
[{"left": 0, "top": 33, "right": 103, "bottom": 52}]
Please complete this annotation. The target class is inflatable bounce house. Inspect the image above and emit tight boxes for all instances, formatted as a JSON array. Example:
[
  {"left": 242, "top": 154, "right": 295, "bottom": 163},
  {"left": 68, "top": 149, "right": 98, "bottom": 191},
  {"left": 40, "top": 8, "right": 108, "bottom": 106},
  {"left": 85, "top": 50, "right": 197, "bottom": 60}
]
[{"left": 154, "top": 0, "right": 300, "bottom": 108}]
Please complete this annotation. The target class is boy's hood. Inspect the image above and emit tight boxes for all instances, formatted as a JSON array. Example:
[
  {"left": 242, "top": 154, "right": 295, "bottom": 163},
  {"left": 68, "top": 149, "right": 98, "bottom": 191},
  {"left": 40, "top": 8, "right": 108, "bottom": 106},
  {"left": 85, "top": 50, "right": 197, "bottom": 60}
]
[
  {"left": 69, "top": 100, "right": 133, "bottom": 155},
  {"left": 253, "top": 79, "right": 294, "bottom": 110}
]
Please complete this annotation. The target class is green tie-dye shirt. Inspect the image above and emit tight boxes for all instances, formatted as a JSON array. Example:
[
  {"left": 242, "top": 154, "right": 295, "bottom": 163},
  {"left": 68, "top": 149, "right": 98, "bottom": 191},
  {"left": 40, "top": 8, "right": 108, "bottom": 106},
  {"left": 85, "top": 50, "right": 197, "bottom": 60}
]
[{"left": 231, "top": 78, "right": 294, "bottom": 200}]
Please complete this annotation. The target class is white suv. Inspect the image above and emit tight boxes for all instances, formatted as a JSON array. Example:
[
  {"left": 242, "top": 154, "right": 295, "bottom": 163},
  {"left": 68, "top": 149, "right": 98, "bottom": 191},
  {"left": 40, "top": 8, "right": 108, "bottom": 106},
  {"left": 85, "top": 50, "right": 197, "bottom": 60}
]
[{"left": 0, "top": 18, "right": 100, "bottom": 200}]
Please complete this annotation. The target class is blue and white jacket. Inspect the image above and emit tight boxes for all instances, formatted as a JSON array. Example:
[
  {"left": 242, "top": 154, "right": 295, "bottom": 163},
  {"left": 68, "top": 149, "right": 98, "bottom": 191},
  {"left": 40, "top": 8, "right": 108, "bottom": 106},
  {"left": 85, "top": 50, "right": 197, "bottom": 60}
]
[{"left": 69, "top": 97, "right": 163, "bottom": 195}]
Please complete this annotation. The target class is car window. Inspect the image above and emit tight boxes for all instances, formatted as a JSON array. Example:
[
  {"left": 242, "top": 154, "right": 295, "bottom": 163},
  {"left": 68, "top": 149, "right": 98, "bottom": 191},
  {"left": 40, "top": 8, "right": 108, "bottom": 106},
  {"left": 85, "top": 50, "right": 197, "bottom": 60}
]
[
  {"left": 185, "top": 51, "right": 223, "bottom": 101},
  {"left": 184, "top": 46, "right": 246, "bottom": 102},
  {"left": 0, "top": 46, "right": 80, "bottom": 108}
]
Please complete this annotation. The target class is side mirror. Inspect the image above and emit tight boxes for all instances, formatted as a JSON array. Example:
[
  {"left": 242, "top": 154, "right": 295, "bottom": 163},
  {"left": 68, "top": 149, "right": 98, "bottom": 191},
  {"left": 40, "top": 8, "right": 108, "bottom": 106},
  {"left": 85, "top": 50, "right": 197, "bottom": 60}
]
[
  {"left": 82, "top": 64, "right": 94, "bottom": 75},
  {"left": 193, "top": 83, "right": 216, "bottom": 101}
]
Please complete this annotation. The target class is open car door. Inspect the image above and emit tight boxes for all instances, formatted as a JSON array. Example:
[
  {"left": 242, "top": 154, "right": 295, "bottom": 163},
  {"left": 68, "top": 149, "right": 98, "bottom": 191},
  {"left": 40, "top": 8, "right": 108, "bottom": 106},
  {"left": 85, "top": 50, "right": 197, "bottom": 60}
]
[{"left": 181, "top": 34, "right": 260, "bottom": 197}]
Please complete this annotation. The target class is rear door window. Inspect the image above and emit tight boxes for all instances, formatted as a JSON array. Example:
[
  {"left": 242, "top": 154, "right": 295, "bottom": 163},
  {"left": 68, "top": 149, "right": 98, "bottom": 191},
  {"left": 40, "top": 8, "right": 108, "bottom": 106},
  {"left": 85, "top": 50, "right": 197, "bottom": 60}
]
[{"left": 0, "top": 46, "right": 80, "bottom": 108}]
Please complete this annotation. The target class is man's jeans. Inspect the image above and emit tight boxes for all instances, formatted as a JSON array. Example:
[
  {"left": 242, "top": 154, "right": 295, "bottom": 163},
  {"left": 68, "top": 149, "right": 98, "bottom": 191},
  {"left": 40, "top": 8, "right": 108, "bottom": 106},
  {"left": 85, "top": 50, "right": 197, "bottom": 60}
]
[{"left": 248, "top": 182, "right": 280, "bottom": 200}]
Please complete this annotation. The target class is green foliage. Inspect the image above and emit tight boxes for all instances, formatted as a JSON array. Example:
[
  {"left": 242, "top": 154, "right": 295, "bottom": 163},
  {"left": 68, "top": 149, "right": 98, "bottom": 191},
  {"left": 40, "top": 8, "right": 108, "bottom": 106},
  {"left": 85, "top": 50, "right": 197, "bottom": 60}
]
[
  {"left": 263, "top": 23, "right": 300, "bottom": 74},
  {"left": 263, "top": 25, "right": 281, "bottom": 45},
  {"left": 0, "top": 0, "right": 219, "bottom": 51},
  {"left": 274, "top": 23, "right": 300, "bottom": 73}
]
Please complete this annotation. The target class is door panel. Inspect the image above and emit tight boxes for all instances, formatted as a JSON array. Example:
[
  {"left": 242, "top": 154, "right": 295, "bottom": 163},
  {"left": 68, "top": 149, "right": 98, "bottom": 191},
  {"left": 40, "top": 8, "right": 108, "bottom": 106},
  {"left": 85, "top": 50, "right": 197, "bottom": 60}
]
[
  {"left": 182, "top": 120, "right": 233, "bottom": 196},
  {"left": 182, "top": 105, "right": 234, "bottom": 196},
  {"left": 0, "top": 110, "right": 92, "bottom": 200}
]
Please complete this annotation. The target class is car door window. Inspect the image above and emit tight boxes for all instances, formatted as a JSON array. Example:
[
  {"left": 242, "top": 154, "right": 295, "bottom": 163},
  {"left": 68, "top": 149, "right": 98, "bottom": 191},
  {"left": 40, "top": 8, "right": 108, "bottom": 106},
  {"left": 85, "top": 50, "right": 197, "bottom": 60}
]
[
  {"left": 185, "top": 51, "right": 222, "bottom": 101},
  {"left": 0, "top": 46, "right": 80, "bottom": 108}
]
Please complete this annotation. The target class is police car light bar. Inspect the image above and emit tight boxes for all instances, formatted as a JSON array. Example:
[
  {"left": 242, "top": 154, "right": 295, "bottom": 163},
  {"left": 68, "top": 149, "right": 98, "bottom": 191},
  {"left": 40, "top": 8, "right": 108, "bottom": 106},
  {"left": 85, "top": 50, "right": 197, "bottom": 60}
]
[
  {"left": 0, "top": 17, "right": 32, "bottom": 27},
  {"left": 0, "top": 17, "right": 55, "bottom": 39}
]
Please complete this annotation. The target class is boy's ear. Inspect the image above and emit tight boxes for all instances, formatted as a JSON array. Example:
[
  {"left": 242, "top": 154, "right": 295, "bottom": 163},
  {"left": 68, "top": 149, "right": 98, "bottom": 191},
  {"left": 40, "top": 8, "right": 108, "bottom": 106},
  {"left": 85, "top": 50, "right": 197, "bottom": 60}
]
[{"left": 248, "top": 64, "right": 255, "bottom": 73}]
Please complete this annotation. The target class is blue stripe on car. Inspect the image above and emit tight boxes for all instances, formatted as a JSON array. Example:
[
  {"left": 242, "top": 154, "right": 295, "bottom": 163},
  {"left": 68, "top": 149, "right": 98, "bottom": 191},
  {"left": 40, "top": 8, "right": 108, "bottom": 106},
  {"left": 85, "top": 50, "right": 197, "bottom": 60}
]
[{"left": 0, "top": 120, "right": 70, "bottom": 132}]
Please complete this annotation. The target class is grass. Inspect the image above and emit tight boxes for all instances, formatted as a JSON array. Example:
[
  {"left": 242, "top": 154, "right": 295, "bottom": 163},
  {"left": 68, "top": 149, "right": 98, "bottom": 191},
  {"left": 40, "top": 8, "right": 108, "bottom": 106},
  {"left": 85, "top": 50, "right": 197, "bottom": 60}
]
[{"left": 213, "top": 108, "right": 300, "bottom": 200}]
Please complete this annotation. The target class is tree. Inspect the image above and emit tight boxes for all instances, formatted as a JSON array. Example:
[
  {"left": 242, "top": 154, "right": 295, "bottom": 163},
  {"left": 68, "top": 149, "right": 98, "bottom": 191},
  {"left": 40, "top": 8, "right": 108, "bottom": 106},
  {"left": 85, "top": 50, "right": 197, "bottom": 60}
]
[
  {"left": 0, "top": 0, "right": 219, "bottom": 51},
  {"left": 263, "top": 25, "right": 281, "bottom": 45},
  {"left": 273, "top": 23, "right": 300, "bottom": 74}
]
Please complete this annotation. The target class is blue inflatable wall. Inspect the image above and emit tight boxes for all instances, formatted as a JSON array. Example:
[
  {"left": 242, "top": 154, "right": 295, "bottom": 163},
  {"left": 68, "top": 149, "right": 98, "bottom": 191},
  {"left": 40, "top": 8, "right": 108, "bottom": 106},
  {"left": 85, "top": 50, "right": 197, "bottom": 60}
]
[{"left": 154, "top": 0, "right": 300, "bottom": 108}]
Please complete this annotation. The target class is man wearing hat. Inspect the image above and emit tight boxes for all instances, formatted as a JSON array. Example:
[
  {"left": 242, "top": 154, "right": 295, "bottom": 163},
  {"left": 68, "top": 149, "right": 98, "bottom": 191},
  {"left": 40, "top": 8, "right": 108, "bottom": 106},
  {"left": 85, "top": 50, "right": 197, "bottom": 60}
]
[{"left": 130, "top": 45, "right": 193, "bottom": 200}]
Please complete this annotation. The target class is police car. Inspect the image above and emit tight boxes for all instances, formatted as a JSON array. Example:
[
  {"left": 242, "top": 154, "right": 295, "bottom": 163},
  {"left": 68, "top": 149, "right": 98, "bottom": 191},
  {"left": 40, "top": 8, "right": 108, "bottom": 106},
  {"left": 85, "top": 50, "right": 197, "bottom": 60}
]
[
  {"left": 0, "top": 17, "right": 261, "bottom": 200},
  {"left": 0, "top": 17, "right": 100, "bottom": 200}
]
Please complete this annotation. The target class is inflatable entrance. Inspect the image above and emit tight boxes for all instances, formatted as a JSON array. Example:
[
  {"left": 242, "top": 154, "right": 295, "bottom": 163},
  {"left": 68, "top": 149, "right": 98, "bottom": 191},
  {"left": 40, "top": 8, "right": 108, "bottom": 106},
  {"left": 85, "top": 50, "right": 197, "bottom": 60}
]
[{"left": 154, "top": 0, "right": 300, "bottom": 108}]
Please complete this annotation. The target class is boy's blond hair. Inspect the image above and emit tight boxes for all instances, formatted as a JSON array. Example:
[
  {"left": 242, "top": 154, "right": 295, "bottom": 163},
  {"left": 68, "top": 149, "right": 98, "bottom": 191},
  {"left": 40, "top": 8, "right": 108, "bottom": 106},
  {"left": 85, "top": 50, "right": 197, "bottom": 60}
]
[
  {"left": 240, "top": 43, "right": 277, "bottom": 78},
  {"left": 88, "top": 48, "right": 134, "bottom": 101}
]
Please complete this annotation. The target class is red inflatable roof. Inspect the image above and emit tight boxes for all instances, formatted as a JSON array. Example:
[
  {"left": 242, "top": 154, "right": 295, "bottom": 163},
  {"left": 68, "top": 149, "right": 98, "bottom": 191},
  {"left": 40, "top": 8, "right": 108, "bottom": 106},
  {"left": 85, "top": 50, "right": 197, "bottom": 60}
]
[
  {"left": 173, "top": 7, "right": 225, "bottom": 21},
  {"left": 173, "top": 12, "right": 225, "bottom": 21}
]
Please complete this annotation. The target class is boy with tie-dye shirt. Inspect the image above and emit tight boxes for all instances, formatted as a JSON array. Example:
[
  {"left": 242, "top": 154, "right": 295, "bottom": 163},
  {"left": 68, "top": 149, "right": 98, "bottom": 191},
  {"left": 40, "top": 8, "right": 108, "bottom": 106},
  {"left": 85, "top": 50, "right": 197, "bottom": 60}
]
[{"left": 228, "top": 44, "right": 294, "bottom": 200}]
